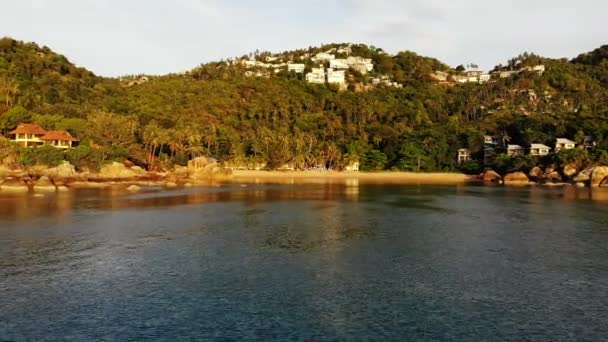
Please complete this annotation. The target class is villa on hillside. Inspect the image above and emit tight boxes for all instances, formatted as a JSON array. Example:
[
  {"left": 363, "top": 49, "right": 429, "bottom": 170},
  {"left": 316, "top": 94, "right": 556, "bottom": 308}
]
[
  {"left": 327, "top": 70, "right": 346, "bottom": 84},
  {"left": 457, "top": 148, "right": 471, "bottom": 163},
  {"left": 530, "top": 143, "right": 551, "bottom": 156},
  {"left": 287, "top": 63, "right": 305, "bottom": 73},
  {"left": 555, "top": 138, "right": 576, "bottom": 152},
  {"left": 8, "top": 124, "right": 78, "bottom": 148},
  {"left": 306, "top": 67, "right": 326, "bottom": 84},
  {"left": 507, "top": 144, "right": 525, "bottom": 156}
]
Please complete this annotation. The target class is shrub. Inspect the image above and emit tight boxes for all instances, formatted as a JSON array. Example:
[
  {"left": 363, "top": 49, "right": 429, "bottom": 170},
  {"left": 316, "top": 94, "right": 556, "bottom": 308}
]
[{"left": 18, "top": 145, "right": 64, "bottom": 167}]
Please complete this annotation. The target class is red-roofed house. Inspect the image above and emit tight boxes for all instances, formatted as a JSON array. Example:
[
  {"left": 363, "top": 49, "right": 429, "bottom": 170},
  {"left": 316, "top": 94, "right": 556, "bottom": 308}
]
[
  {"left": 9, "top": 124, "right": 48, "bottom": 147},
  {"left": 40, "top": 130, "right": 79, "bottom": 149}
]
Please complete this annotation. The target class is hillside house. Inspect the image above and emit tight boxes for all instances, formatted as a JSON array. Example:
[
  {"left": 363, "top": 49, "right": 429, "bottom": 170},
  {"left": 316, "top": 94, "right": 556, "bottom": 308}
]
[
  {"left": 478, "top": 74, "right": 491, "bottom": 83},
  {"left": 312, "top": 53, "right": 335, "bottom": 62},
  {"left": 530, "top": 143, "right": 551, "bottom": 156},
  {"left": 496, "top": 70, "right": 520, "bottom": 78},
  {"left": 306, "top": 68, "right": 326, "bottom": 83},
  {"left": 40, "top": 131, "right": 79, "bottom": 149},
  {"left": 327, "top": 70, "right": 346, "bottom": 84},
  {"left": 337, "top": 46, "right": 352, "bottom": 55},
  {"left": 457, "top": 148, "right": 471, "bottom": 163},
  {"left": 329, "top": 59, "right": 349, "bottom": 70},
  {"left": 529, "top": 65, "right": 545, "bottom": 75},
  {"left": 430, "top": 71, "right": 448, "bottom": 82},
  {"left": 507, "top": 144, "right": 525, "bottom": 156},
  {"left": 9, "top": 124, "right": 48, "bottom": 147},
  {"left": 555, "top": 138, "right": 576, "bottom": 151},
  {"left": 465, "top": 70, "right": 483, "bottom": 77},
  {"left": 287, "top": 63, "right": 305, "bottom": 73},
  {"left": 484, "top": 135, "right": 500, "bottom": 145},
  {"left": 346, "top": 57, "right": 373, "bottom": 72}
]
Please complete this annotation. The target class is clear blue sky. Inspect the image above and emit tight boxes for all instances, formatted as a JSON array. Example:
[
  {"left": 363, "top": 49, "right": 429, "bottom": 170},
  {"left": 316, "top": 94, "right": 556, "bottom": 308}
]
[{"left": 1, "top": 0, "right": 606, "bottom": 76}]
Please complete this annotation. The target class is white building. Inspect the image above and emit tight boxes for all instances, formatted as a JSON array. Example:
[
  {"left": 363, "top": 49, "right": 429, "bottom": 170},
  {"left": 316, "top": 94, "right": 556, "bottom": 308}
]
[
  {"left": 478, "top": 74, "right": 491, "bottom": 83},
  {"left": 457, "top": 148, "right": 471, "bottom": 163},
  {"left": 530, "top": 65, "right": 545, "bottom": 75},
  {"left": 530, "top": 143, "right": 551, "bottom": 156},
  {"left": 329, "top": 59, "right": 349, "bottom": 70},
  {"left": 287, "top": 63, "right": 305, "bottom": 73},
  {"left": 337, "top": 46, "right": 352, "bottom": 55},
  {"left": 306, "top": 68, "right": 326, "bottom": 84},
  {"left": 312, "top": 53, "right": 335, "bottom": 62},
  {"left": 327, "top": 70, "right": 345, "bottom": 84},
  {"left": 555, "top": 138, "right": 576, "bottom": 152},
  {"left": 507, "top": 144, "right": 525, "bottom": 156},
  {"left": 346, "top": 57, "right": 373, "bottom": 72}
]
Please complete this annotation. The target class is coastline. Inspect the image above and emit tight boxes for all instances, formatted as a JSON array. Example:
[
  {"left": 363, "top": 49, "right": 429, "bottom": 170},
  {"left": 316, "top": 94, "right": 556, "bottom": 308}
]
[{"left": 230, "top": 170, "right": 478, "bottom": 184}]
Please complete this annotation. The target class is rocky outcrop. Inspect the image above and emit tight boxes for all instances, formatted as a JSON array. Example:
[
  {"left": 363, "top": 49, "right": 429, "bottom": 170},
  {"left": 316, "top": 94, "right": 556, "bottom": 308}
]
[
  {"left": 187, "top": 157, "right": 214, "bottom": 170},
  {"left": 185, "top": 157, "right": 232, "bottom": 182},
  {"left": 126, "top": 185, "right": 141, "bottom": 192},
  {"left": 97, "top": 162, "right": 147, "bottom": 180},
  {"left": 43, "top": 161, "right": 77, "bottom": 179},
  {"left": 504, "top": 172, "right": 530, "bottom": 185},
  {"left": 590, "top": 166, "right": 608, "bottom": 187},
  {"left": 529, "top": 166, "right": 542, "bottom": 180},
  {"left": 563, "top": 163, "right": 578, "bottom": 178},
  {"left": 482, "top": 170, "right": 501, "bottom": 183},
  {"left": 33, "top": 176, "right": 57, "bottom": 192},
  {"left": 542, "top": 171, "right": 563, "bottom": 183},
  {"left": 0, "top": 177, "right": 29, "bottom": 193}
]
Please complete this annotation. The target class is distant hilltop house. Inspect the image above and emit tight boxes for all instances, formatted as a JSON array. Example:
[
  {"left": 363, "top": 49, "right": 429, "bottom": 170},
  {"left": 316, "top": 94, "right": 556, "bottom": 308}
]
[
  {"left": 530, "top": 143, "right": 551, "bottom": 156},
  {"left": 9, "top": 124, "right": 78, "bottom": 148},
  {"left": 457, "top": 148, "right": 471, "bottom": 163},
  {"left": 121, "top": 75, "right": 149, "bottom": 87},
  {"left": 312, "top": 52, "right": 335, "bottom": 62},
  {"left": 327, "top": 69, "right": 346, "bottom": 84},
  {"left": 507, "top": 144, "right": 525, "bottom": 156},
  {"left": 329, "top": 59, "right": 349, "bottom": 70},
  {"left": 306, "top": 67, "right": 326, "bottom": 84},
  {"left": 555, "top": 138, "right": 576, "bottom": 152},
  {"left": 287, "top": 63, "right": 305, "bottom": 73}
]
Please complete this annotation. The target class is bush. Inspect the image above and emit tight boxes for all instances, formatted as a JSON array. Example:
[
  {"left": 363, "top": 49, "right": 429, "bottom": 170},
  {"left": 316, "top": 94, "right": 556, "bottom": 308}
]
[
  {"left": 18, "top": 145, "right": 65, "bottom": 166},
  {"left": 361, "top": 150, "right": 388, "bottom": 171},
  {"left": 458, "top": 160, "right": 482, "bottom": 174},
  {"left": 64, "top": 145, "right": 105, "bottom": 171}
]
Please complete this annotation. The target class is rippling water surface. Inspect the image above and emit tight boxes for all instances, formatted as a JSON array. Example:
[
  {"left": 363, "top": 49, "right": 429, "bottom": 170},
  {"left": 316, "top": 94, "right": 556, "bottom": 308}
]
[{"left": 1, "top": 182, "right": 608, "bottom": 341}]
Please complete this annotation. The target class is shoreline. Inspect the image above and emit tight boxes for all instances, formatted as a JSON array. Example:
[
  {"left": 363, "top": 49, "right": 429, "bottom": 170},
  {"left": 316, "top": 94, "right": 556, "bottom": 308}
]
[{"left": 230, "top": 170, "right": 478, "bottom": 184}]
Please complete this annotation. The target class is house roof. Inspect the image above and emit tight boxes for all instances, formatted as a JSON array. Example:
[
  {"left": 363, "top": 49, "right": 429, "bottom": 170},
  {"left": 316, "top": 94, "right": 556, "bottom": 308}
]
[
  {"left": 530, "top": 143, "right": 551, "bottom": 149},
  {"left": 40, "top": 130, "right": 79, "bottom": 142},
  {"left": 556, "top": 138, "right": 576, "bottom": 144},
  {"left": 9, "top": 124, "right": 48, "bottom": 135},
  {"left": 458, "top": 148, "right": 470, "bottom": 152},
  {"left": 507, "top": 144, "right": 524, "bottom": 150}
]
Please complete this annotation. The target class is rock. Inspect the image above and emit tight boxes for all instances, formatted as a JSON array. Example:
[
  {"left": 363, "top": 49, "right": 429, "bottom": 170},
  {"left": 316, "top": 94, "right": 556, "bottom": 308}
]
[
  {"left": 98, "top": 162, "right": 139, "bottom": 180},
  {"left": 44, "top": 161, "right": 77, "bottom": 179},
  {"left": 504, "top": 172, "right": 530, "bottom": 185},
  {"left": 187, "top": 157, "right": 212, "bottom": 170},
  {"left": 482, "top": 170, "right": 502, "bottom": 183},
  {"left": 590, "top": 166, "right": 608, "bottom": 187},
  {"left": 529, "top": 166, "right": 543, "bottom": 179},
  {"left": 563, "top": 163, "right": 578, "bottom": 178},
  {"left": 543, "top": 171, "right": 563, "bottom": 183},
  {"left": 0, "top": 177, "right": 29, "bottom": 193},
  {"left": 576, "top": 182, "right": 586, "bottom": 188},
  {"left": 573, "top": 173, "right": 590, "bottom": 182},
  {"left": 165, "top": 182, "right": 178, "bottom": 188},
  {"left": 0, "top": 165, "right": 10, "bottom": 179},
  {"left": 33, "top": 176, "right": 57, "bottom": 192},
  {"left": 126, "top": 185, "right": 141, "bottom": 192},
  {"left": 57, "top": 186, "right": 70, "bottom": 192}
]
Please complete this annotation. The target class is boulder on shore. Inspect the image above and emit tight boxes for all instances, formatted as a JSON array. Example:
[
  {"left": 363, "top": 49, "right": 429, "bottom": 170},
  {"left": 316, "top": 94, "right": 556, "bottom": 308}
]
[
  {"left": 33, "top": 176, "right": 57, "bottom": 192},
  {"left": 43, "top": 161, "right": 77, "bottom": 179},
  {"left": 563, "top": 163, "right": 579, "bottom": 178},
  {"left": 0, "top": 177, "right": 29, "bottom": 193},
  {"left": 504, "top": 172, "right": 530, "bottom": 185},
  {"left": 482, "top": 170, "right": 502, "bottom": 183},
  {"left": 528, "top": 166, "right": 543, "bottom": 180},
  {"left": 590, "top": 166, "right": 608, "bottom": 187},
  {"left": 98, "top": 162, "right": 143, "bottom": 180},
  {"left": 542, "top": 171, "right": 563, "bottom": 183},
  {"left": 126, "top": 185, "right": 141, "bottom": 192}
]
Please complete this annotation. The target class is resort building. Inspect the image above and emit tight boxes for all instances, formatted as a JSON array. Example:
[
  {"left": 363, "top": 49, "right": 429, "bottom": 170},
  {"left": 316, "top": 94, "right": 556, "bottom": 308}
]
[
  {"left": 40, "top": 130, "right": 79, "bottom": 149},
  {"left": 329, "top": 59, "right": 349, "bottom": 70},
  {"left": 327, "top": 70, "right": 346, "bottom": 84},
  {"left": 8, "top": 123, "right": 77, "bottom": 148},
  {"left": 507, "top": 144, "right": 525, "bottom": 156},
  {"left": 457, "top": 148, "right": 471, "bottom": 163},
  {"left": 530, "top": 143, "right": 551, "bottom": 156},
  {"left": 555, "top": 138, "right": 576, "bottom": 152},
  {"left": 287, "top": 63, "right": 305, "bottom": 73},
  {"left": 312, "top": 53, "right": 335, "bottom": 62},
  {"left": 9, "top": 124, "right": 48, "bottom": 147},
  {"left": 306, "top": 67, "right": 326, "bottom": 84}
]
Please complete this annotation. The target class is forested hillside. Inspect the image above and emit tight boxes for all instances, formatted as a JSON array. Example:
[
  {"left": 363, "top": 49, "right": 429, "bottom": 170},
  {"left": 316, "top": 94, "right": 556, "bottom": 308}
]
[{"left": 1, "top": 37, "right": 607, "bottom": 173}]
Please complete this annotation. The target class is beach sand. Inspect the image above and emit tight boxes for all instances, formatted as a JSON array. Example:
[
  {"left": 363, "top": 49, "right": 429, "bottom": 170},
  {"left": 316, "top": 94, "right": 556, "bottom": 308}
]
[{"left": 230, "top": 170, "right": 479, "bottom": 185}]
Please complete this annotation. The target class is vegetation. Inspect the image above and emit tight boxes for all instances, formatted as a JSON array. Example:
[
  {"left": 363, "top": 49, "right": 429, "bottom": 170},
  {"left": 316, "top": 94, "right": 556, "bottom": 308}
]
[{"left": 1, "top": 37, "right": 608, "bottom": 174}]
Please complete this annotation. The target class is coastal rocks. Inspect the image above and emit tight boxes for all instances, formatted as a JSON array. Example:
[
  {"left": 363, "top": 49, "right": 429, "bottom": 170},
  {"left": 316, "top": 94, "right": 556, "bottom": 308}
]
[
  {"left": 126, "top": 185, "right": 141, "bottom": 192},
  {"left": 542, "top": 171, "right": 563, "bottom": 183},
  {"left": 529, "top": 166, "right": 543, "bottom": 180},
  {"left": 590, "top": 166, "right": 608, "bottom": 187},
  {"left": 187, "top": 157, "right": 214, "bottom": 170},
  {"left": 33, "top": 176, "right": 57, "bottom": 192},
  {"left": 186, "top": 157, "right": 232, "bottom": 182},
  {"left": 98, "top": 162, "right": 145, "bottom": 180},
  {"left": 0, "top": 177, "right": 29, "bottom": 193},
  {"left": 563, "top": 163, "right": 579, "bottom": 178},
  {"left": 482, "top": 170, "right": 502, "bottom": 183},
  {"left": 43, "top": 161, "right": 77, "bottom": 179},
  {"left": 504, "top": 172, "right": 530, "bottom": 186}
]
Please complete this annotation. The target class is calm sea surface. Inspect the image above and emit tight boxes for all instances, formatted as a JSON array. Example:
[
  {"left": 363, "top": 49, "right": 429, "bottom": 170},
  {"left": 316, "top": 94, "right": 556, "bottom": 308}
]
[{"left": 1, "top": 181, "right": 608, "bottom": 341}]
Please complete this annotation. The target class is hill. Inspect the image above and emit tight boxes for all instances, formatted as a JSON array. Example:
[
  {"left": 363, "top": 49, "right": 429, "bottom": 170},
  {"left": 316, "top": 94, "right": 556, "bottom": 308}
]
[{"left": 1, "top": 37, "right": 608, "bottom": 174}]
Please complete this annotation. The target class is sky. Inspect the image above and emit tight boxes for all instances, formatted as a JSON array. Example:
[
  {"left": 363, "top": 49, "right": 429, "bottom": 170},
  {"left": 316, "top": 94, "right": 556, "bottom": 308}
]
[{"left": 1, "top": 0, "right": 606, "bottom": 77}]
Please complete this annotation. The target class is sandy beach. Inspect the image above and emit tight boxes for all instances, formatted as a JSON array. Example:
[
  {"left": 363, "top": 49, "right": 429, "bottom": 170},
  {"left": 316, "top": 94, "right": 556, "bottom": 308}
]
[{"left": 230, "top": 170, "right": 479, "bottom": 184}]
